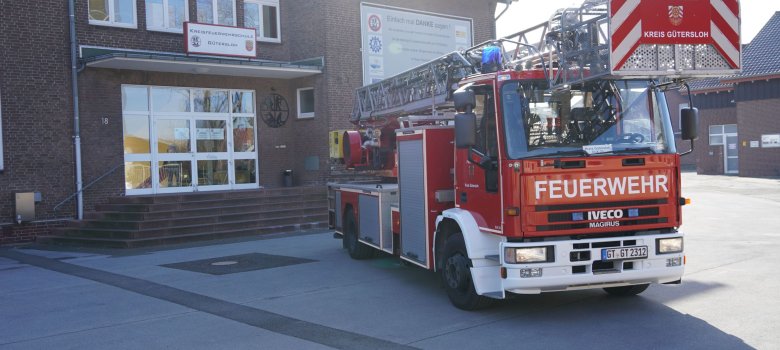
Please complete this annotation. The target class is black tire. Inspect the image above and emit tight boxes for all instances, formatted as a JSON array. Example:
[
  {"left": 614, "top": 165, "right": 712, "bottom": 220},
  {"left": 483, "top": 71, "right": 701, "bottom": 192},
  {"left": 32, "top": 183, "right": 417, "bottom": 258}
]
[
  {"left": 440, "top": 234, "right": 494, "bottom": 310},
  {"left": 603, "top": 283, "right": 650, "bottom": 296},
  {"left": 343, "top": 210, "right": 373, "bottom": 260}
]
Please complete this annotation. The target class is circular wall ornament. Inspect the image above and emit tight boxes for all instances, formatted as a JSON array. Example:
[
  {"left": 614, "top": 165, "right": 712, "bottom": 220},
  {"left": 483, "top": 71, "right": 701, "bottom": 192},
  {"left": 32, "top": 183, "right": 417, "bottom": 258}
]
[{"left": 259, "top": 93, "right": 290, "bottom": 128}]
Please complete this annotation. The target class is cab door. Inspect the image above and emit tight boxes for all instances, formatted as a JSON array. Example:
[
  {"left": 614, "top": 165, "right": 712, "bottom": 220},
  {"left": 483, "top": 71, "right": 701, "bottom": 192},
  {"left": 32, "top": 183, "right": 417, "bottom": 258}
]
[{"left": 454, "top": 84, "right": 503, "bottom": 232}]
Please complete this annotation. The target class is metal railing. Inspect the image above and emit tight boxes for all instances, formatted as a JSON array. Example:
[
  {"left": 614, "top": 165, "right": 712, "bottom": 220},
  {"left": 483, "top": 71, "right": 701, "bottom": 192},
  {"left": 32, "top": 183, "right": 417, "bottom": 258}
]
[{"left": 54, "top": 163, "right": 124, "bottom": 212}]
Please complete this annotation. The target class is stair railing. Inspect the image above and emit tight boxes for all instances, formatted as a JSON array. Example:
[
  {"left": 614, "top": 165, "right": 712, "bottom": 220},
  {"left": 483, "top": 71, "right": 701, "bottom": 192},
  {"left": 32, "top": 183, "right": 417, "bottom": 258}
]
[{"left": 54, "top": 163, "right": 124, "bottom": 212}]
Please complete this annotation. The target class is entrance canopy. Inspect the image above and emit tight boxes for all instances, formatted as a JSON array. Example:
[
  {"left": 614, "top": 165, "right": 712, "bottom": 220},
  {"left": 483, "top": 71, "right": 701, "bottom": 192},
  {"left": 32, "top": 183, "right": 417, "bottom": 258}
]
[{"left": 80, "top": 47, "right": 322, "bottom": 79}]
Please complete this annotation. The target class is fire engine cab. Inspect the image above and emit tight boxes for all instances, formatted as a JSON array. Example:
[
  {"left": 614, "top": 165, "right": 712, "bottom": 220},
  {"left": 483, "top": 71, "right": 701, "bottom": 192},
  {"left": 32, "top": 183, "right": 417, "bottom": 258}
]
[{"left": 329, "top": 0, "right": 741, "bottom": 309}]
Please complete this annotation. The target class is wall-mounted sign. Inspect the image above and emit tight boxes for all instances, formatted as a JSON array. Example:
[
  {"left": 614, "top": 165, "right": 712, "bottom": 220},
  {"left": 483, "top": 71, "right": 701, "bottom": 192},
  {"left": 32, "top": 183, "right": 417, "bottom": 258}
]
[
  {"left": 184, "top": 22, "right": 256, "bottom": 58},
  {"left": 360, "top": 3, "right": 473, "bottom": 85},
  {"left": 750, "top": 141, "right": 759, "bottom": 148},
  {"left": 196, "top": 128, "right": 225, "bottom": 140},
  {"left": 762, "top": 134, "right": 780, "bottom": 148}
]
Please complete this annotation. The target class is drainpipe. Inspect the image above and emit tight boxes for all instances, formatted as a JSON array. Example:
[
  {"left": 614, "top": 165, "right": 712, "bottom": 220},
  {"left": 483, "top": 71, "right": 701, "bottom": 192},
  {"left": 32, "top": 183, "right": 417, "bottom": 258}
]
[{"left": 68, "top": 0, "right": 84, "bottom": 220}]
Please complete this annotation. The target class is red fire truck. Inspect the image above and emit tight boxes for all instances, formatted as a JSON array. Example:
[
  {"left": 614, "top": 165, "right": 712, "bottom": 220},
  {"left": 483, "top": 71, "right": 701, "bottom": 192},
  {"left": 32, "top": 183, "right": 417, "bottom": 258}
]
[{"left": 329, "top": 0, "right": 741, "bottom": 310}]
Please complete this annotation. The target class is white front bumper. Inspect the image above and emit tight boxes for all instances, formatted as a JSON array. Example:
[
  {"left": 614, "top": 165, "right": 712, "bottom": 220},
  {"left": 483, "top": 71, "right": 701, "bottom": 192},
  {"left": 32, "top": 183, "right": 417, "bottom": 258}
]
[{"left": 474, "top": 233, "right": 684, "bottom": 297}]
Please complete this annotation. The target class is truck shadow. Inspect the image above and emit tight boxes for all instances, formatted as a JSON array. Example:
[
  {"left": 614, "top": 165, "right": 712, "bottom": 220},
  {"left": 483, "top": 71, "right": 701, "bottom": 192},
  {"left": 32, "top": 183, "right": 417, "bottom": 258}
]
[{"left": 377, "top": 257, "right": 750, "bottom": 349}]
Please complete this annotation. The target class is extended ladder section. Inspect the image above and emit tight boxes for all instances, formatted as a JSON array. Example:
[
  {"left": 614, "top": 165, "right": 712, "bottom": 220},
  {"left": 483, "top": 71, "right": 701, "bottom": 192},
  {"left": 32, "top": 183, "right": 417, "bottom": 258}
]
[
  {"left": 351, "top": 52, "right": 474, "bottom": 123},
  {"left": 502, "top": 0, "right": 741, "bottom": 88}
]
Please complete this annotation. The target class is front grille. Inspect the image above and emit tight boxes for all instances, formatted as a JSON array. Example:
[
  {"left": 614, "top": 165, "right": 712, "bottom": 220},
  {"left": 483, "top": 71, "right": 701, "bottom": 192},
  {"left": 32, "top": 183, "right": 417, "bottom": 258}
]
[
  {"left": 593, "top": 260, "right": 615, "bottom": 273},
  {"left": 548, "top": 207, "right": 660, "bottom": 223},
  {"left": 536, "top": 199, "right": 667, "bottom": 212},
  {"left": 536, "top": 218, "right": 668, "bottom": 231}
]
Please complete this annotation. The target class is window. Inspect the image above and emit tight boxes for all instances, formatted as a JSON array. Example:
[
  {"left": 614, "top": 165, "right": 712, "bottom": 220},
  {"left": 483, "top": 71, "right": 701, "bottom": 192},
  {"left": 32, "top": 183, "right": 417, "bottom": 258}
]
[
  {"left": 297, "top": 88, "right": 314, "bottom": 118},
  {"left": 121, "top": 85, "right": 258, "bottom": 194},
  {"left": 197, "top": 0, "right": 235, "bottom": 26},
  {"left": 709, "top": 125, "right": 736, "bottom": 145},
  {"left": 89, "top": 0, "right": 138, "bottom": 28},
  {"left": 244, "top": 0, "right": 280, "bottom": 42},
  {"left": 677, "top": 103, "right": 689, "bottom": 134},
  {"left": 146, "top": 0, "right": 188, "bottom": 32}
]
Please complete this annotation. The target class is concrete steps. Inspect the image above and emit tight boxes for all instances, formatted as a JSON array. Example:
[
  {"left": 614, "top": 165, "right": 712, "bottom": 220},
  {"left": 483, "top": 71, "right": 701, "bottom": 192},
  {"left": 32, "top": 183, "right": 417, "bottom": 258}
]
[{"left": 37, "top": 187, "right": 328, "bottom": 248}]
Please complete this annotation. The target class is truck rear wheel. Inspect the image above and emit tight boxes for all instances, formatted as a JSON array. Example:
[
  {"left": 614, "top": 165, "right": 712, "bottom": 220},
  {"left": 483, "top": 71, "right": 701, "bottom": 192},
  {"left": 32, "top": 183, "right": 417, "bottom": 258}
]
[
  {"left": 344, "top": 211, "right": 373, "bottom": 260},
  {"left": 603, "top": 284, "right": 650, "bottom": 296},
  {"left": 440, "top": 234, "right": 494, "bottom": 310}
]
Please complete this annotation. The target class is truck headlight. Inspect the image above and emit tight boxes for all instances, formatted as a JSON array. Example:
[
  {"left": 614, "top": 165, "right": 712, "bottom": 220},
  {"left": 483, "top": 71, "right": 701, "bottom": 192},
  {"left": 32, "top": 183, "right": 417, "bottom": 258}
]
[
  {"left": 504, "top": 246, "right": 553, "bottom": 264},
  {"left": 657, "top": 237, "right": 683, "bottom": 254}
]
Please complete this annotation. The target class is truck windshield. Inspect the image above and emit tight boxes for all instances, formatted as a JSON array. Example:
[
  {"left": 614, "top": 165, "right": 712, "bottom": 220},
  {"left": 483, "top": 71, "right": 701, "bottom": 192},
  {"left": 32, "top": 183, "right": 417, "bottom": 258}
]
[{"left": 501, "top": 80, "right": 676, "bottom": 159}]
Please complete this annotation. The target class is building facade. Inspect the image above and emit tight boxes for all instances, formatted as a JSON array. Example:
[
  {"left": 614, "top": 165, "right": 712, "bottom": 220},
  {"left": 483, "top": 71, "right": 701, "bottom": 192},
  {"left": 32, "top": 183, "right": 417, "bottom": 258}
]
[
  {"left": 680, "top": 12, "right": 780, "bottom": 177},
  {"left": 0, "top": 0, "right": 500, "bottom": 243}
]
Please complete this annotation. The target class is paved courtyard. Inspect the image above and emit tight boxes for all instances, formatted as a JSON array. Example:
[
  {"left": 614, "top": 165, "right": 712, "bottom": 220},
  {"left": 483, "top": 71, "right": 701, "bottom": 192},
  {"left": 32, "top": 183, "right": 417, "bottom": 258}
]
[{"left": 1, "top": 172, "right": 779, "bottom": 349}]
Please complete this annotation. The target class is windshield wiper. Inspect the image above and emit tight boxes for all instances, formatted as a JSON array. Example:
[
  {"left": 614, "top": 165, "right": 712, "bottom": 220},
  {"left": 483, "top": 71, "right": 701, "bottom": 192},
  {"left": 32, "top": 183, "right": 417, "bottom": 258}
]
[{"left": 526, "top": 149, "right": 590, "bottom": 159}]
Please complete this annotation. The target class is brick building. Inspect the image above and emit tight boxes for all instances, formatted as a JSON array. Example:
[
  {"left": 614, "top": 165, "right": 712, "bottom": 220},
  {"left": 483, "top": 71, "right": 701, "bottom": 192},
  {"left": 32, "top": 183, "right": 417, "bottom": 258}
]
[
  {"left": 0, "top": 0, "right": 501, "bottom": 243},
  {"left": 679, "top": 12, "right": 780, "bottom": 177}
]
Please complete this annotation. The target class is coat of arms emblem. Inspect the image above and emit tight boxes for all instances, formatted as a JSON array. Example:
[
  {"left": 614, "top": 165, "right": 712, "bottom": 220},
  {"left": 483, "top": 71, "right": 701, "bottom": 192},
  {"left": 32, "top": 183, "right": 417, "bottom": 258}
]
[
  {"left": 246, "top": 40, "right": 254, "bottom": 52},
  {"left": 668, "top": 6, "right": 684, "bottom": 26}
]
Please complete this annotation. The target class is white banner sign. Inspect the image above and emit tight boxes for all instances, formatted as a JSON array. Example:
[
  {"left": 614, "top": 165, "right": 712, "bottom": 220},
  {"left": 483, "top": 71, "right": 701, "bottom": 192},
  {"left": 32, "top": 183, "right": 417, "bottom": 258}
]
[
  {"left": 185, "top": 22, "right": 256, "bottom": 58},
  {"left": 360, "top": 3, "right": 473, "bottom": 85},
  {"left": 762, "top": 134, "right": 780, "bottom": 148}
]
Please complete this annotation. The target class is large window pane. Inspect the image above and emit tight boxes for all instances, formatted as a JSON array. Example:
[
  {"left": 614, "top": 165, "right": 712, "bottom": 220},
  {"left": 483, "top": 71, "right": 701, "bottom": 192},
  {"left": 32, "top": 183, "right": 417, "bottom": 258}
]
[
  {"left": 217, "top": 0, "right": 234, "bottom": 25},
  {"left": 89, "top": 0, "right": 110, "bottom": 21},
  {"left": 168, "top": 0, "right": 187, "bottom": 29},
  {"left": 194, "top": 89, "right": 228, "bottom": 113},
  {"left": 244, "top": 2, "right": 260, "bottom": 36},
  {"left": 196, "top": 120, "right": 227, "bottom": 152},
  {"left": 198, "top": 160, "right": 229, "bottom": 185},
  {"left": 233, "top": 117, "right": 255, "bottom": 152},
  {"left": 114, "top": 0, "right": 134, "bottom": 24},
  {"left": 262, "top": 4, "right": 278, "bottom": 39},
  {"left": 235, "top": 159, "right": 256, "bottom": 184},
  {"left": 157, "top": 119, "right": 191, "bottom": 153},
  {"left": 232, "top": 91, "right": 254, "bottom": 113},
  {"left": 122, "top": 86, "right": 149, "bottom": 111},
  {"left": 159, "top": 161, "right": 192, "bottom": 188},
  {"left": 146, "top": 0, "right": 164, "bottom": 27},
  {"left": 152, "top": 88, "right": 190, "bottom": 112},
  {"left": 123, "top": 117, "right": 150, "bottom": 154},
  {"left": 724, "top": 124, "right": 738, "bottom": 133},
  {"left": 125, "top": 161, "right": 152, "bottom": 189},
  {"left": 196, "top": 0, "right": 213, "bottom": 23}
]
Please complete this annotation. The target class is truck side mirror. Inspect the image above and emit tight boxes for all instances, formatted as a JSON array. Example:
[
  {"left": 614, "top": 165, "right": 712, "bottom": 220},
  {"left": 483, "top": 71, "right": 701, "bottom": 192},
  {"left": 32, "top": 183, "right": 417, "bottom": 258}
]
[
  {"left": 455, "top": 112, "right": 476, "bottom": 148},
  {"left": 453, "top": 88, "right": 476, "bottom": 112},
  {"left": 680, "top": 108, "right": 699, "bottom": 140}
]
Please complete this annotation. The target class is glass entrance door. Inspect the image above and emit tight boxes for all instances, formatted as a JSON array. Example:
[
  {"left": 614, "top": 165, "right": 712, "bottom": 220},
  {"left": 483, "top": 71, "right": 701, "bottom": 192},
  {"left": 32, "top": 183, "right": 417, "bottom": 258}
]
[{"left": 122, "top": 85, "right": 259, "bottom": 195}]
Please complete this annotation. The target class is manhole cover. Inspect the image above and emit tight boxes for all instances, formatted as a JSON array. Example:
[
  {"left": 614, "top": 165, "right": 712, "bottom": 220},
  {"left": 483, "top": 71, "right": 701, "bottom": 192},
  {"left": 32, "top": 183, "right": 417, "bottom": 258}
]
[{"left": 211, "top": 260, "right": 238, "bottom": 266}]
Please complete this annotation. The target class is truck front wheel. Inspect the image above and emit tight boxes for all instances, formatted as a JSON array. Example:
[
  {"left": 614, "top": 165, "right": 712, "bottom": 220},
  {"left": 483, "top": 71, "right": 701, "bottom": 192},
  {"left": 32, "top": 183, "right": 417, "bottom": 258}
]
[
  {"left": 344, "top": 211, "right": 373, "bottom": 260},
  {"left": 603, "top": 284, "right": 650, "bottom": 296},
  {"left": 440, "top": 234, "right": 494, "bottom": 310}
]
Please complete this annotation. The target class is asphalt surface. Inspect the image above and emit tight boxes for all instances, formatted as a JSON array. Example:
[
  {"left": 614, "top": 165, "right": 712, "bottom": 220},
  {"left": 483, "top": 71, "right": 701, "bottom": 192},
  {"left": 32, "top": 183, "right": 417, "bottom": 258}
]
[{"left": 1, "top": 172, "right": 778, "bottom": 349}]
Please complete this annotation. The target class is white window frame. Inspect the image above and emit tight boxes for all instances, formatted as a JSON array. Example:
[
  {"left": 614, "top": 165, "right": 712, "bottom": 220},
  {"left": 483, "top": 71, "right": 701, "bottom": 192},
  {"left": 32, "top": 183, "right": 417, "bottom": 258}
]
[
  {"left": 244, "top": 0, "right": 281, "bottom": 43},
  {"left": 121, "top": 84, "right": 259, "bottom": 195},
  {"left": 677, "top": 103, "right": 688, "bottom": 135},
  {"left": 89, "top": 0, "right": 139, "bottom": 28},
  {"left": 145, "top": 0, "right": 189, "bottom": 33},
  {"left": 709, "top": 125, "right": 724, "bottom": 146},
  {"left": 296, "top": 87, "right": 315, "bottom": 119},
  {"left": 197, "top": 0, "right": 236, "bottom": 26}
]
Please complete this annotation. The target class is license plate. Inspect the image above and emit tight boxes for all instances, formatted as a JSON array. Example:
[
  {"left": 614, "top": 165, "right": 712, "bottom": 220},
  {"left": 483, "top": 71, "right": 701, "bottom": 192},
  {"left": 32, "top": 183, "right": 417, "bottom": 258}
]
[{"left": 601, "top": 246, "right": 648, "bottom": 261}]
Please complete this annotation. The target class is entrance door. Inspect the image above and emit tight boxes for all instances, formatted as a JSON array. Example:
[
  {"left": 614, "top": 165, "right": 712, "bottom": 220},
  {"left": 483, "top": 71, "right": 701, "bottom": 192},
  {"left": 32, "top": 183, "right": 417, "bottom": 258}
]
[
  {"left": 122, "top": 85, "right": 259, "bottom": 195},
  {"left": 724, "top": 127, "right": 739, "bottom": 174},
  {"left": 709, "top": 124, "right": 738, "bottom": 175}
]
